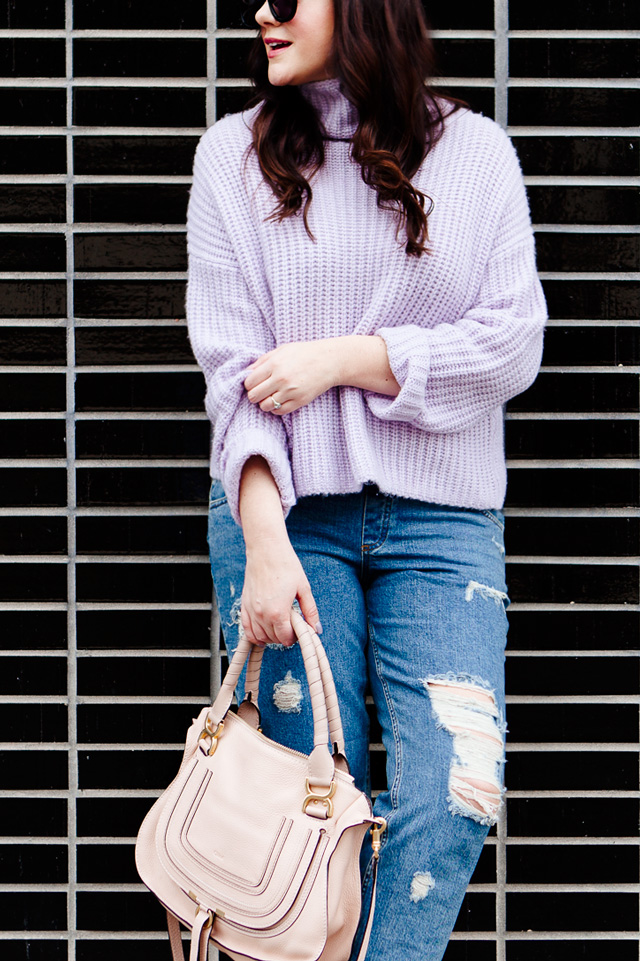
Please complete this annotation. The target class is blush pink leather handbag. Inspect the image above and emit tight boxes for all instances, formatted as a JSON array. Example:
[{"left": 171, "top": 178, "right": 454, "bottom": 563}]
[{"left": 135, "top": 609, "right": 386, "bottom": 961}]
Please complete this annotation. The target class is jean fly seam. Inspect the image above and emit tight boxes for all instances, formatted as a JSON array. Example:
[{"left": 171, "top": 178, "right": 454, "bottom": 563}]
[
  {"left": 367, "top": 617, "right": 403, "bottom": 816},
  {"left": 362, "top": 488, "right": 393, "bottom": 554}
]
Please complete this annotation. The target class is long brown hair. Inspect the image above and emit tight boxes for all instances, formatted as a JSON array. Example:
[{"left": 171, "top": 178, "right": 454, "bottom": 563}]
[{"left": 245, "top": 0, "right": 465, "bottom": 256}]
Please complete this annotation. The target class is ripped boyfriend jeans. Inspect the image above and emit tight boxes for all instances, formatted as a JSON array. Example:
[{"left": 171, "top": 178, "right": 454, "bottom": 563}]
[{"left": 207, "top": 480, "right": 509, "bottom": 961}]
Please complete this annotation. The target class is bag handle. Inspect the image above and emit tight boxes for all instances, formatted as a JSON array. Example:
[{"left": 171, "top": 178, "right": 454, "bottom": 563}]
[
  {"left": 243, "top": 611, "right": 346, "bottom": 756},
  {"left": 205, "top": 609, "right": 336, "bottom": 789}
]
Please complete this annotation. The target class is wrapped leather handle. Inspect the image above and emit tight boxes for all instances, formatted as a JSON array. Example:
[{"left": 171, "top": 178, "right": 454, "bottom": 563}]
[{"left": 206, "top": 610, "right": 339, "bottom": 788}]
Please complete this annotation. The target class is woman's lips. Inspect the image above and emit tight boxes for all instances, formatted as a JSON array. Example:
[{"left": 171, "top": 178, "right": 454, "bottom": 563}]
[{"left": 264, "top": 37, "right": 292, "bottom": 59}]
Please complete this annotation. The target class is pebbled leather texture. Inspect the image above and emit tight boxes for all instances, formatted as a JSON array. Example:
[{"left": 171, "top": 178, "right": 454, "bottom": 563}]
[{"left": 135, "top": 610, "right": 379, "bottom": 961}]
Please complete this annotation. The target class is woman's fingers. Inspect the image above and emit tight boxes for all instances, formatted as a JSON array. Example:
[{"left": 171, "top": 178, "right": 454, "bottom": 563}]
[{"left": 296, "top": 582, "right": 322, "bottom": 635}]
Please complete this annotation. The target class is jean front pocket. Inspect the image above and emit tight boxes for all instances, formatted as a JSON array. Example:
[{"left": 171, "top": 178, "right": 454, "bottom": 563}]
[
  {"left": 208, "top": 478, "right": 227, "bottom": 509},
  {"left": 482, "top": 508, "right": 505, "bottom": 533}
]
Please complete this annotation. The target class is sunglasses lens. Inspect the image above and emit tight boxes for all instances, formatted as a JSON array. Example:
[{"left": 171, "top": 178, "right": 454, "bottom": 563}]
[
  {"left": 269, "top": 0, "right": 297, "bottom": 21},
  {"left": 241, "top": 0, "right": 297, "bottom": 26}
]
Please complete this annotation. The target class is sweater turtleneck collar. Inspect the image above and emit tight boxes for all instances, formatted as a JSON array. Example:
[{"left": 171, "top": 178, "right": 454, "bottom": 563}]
[{"left": 299, "top": 77, "right": 358, "bottom": 140}]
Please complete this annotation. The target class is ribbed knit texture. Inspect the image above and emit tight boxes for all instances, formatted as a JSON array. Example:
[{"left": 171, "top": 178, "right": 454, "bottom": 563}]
[{"left": 186, "top": 79, "right": 547, "bottom": 524}]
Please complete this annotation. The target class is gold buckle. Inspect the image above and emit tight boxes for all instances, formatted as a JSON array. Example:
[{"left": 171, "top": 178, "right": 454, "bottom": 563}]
[
  {"left": 302, "top": 777, "right": 337, "bottom": 817},
  {"left": 199, "top": 718, "right": 224, "bottom": 756},
  {"left": 370, "top": 817, "right": 387, "bottom": 859}
]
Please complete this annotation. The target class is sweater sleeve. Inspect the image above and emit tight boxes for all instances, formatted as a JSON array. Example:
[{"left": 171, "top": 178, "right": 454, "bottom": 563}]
[
  {"left": 365, "top": 143, "right": 547, "bottom": 433},
  {"left": 186, "top": 136, "right": 295, "bottom": 524}
]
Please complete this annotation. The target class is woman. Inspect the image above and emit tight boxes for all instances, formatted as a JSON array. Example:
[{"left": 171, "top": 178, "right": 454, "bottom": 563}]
[{"left": 186, "top": 0, "right": 547, "bottom": 957}]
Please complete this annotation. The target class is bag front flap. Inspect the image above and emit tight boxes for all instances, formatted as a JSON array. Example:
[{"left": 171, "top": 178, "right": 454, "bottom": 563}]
[{"left": 155, "top": 712, "right": 368, "bottom": 932}]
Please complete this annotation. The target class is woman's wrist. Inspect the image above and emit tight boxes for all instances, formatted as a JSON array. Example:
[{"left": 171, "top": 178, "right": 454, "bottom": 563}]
[
  {"left": 239, "top": 455, "right": 290, "bottom": 550},
  {"left": 330, "top": 334, "right": 400, "bottom": 396}
]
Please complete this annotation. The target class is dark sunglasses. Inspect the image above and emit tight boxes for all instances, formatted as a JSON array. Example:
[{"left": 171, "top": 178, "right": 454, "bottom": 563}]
[{"left": 242, "top": 0, "right": 298, "bottom": 26}]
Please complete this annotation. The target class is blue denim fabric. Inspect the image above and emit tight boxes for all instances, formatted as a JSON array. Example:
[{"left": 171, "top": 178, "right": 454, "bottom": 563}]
[{"left": 207, "top": 480, "right": 509, "bottom": 961}]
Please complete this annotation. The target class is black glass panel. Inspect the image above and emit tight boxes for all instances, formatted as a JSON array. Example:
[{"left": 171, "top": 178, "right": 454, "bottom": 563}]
[
  {"left": 506, "top": 563, "right": 637, "bottom": 605},
  {"left": 77, "top": 703, "right": 199, "bottom": 743},
  {"left": 77, "top": 843, "right": 138, "bottom": 882},
  {"left": 73, "top": 88, "right": 205, "bottom": 127},
  {"left": 74, "top": 185, "right": 188, "bottom": 224},
  {"left": 74, "top": 136, "right": 198, "bottom": 175},
  {"left": 73, "top": 0, "right": 206, "bottom": 29},
  {"left": 0, "top": 0, "right": 64, "bottom": 28},
  {"left": 0, "top": 702, "right": 67, "bottom": 740},
  {"left": 507, "top": 611, "right": 638, "bottom": 651},
  {"left": 73, "top": 39, "right": 206, "bottom": 78},
  {"left": 79, "top": 749, "right": 183, "bottom": 789},
  {"left": 75, "top": 372, "right": 204, "bottom": 411},
  {"left": 513, "top": 136, "right": 639, "bottom": 177},
  {"left": 0, "top": 845, "right": 67, "bottom": 882},
  {"left": 510, "top": 39, "right": 640, "bottom": 78},
  {"left": 0, "top": 373, "right": 65, "bottom": 411},
  {"left": 0, "top": 89, "right": 65, "bottom": 125},
  {"left": 508, "top": 373, "right": 639, "bottom": 413},
  {"left": 76, "top": 467, "right": 210, "bottom": 505},
  {"left": 1, "top": 893, "right": 66, "bottom": 931},
  {"left": 76, "top": 562, "right": 212, "bottom": 602},
  {"left": 507, "top": 942, "right": 639, "bottom": 961},
  {"left": 75, "top": 326, "right": 194, "bottom": 364},
  {"left": 1, "top": 469, "right": 67, "bottom": 507},
  {"left": 0, "top": 186, "right": 65, "bottom": 222},
  {"left": 528, "top": 187, "right": 640, "bottom": 226},
  {"left": 0, "top": 136, "right": 66, "bottom": 174},
  {"left": 506, "top": 892, "right": 638, "bottom": 932},
  {"left": 0, "top": 282, "right": 66, "bottom": 318},
  {"left": 509, "top": 0, "right": 640, "bottom": 29},
  {"left": 76, "top": 609, "right": 211, "bottom": 650},
  {"left": 508, "top": 704, "right": 639, "bottom": 745},
  {"left": 0, "top": 798, "right": 66, "bottom": 836},
  {"left": 216, "top": 86, "right": 253, "bottom": 118},
  {"left": 509, "top": 88, "right": 640, "bottom": 127},
  {"left": 0, "top": 564, "right": 67, "bottom": 602},
  {"left": 507, "top": 797, "right": 639, "bottom": 837},
  {"left": 74, "top": 233, "right": 186, "bottom": 270},
  {"left": 0, "top": 328, "right": 66, "bottom": 365},
  {"left": 505, "top": 467, "right": 639, "bottom": 508},
  {"left": 542, "top": 280, "right": 639, "bottom": 321},
  {"left": 536, "top": 233, "right": 639, "bottom": 272},
  {"left": 505, "top": 419, "right": 638, "bottom": 459},
  {"left": 75, "top": 420, "right": 208, "bottom": 457},
  {"left": 74, "top": 281, "right": 185, "bottom": 319},
  {"left": 0, "top": 234, "right": 65, "bottom": 271},
  {"left": 1, "top": 515, "right": 66, "bottom": 554},
  {"left": 507, "top": 655, "right": 639, "bottom": 696},
  {"left": 0, "top": 611, "right": 67, "bottom": 650},
  {"left": 505, "top": 517, "right": 639, "bottom": 557},
  {"left": 0, "top": 420, "right": 66, "bottom": 457},
  {"left": 0, "top": 40, "right": 65, "bottom": 77}
]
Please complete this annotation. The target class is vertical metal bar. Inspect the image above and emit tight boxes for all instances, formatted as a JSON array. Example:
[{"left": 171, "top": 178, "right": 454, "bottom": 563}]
[
  {"left": 65, "top": 0, "right": 78, "bottom": 958},
  {"left": 494, "top": 0, "right": 509, "bottom": 130}
]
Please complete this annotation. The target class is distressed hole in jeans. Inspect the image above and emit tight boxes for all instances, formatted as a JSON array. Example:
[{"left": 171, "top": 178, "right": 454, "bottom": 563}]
[
  {"left": 422, "top": 675, "right": 506, "bottom": 826},
  {"left": 228, "top": 598, "right": 242, "bottom": 628},
  {"left": 409, "top": 871, "right": 435, "bottom": 903},
  {"left": 273, "top": 671, "right": 303, "bottom": 713},
  {"left": 465, "top": 580, "right": 508, "bottom": 606}
]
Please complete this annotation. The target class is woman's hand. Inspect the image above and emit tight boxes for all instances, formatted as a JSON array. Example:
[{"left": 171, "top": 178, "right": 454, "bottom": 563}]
[
  {"left": 242, "top": 538, "right": 319, "bottom": 647},
  {"left": 238, "top": 456, "right": 320, "bottom": 647},
  {"left": 243, "top": 340, "right": 341, "bottom": 415},
  {"left": 244, "top": 335, "right": 399, "bottom": 415}
]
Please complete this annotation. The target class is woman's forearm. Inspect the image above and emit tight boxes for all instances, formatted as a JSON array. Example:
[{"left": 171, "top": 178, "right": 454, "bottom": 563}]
[
  {"left": 334, "top": 334, "right": 400, "bottom": 397},
  {"left": 239, "top": 455, "right": 289, "bottom": 552}
]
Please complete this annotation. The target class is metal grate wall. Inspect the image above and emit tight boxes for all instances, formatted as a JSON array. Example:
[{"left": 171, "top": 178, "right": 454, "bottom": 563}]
[{"left": 0, "top": 1, "right": 638, "bottom": 959}]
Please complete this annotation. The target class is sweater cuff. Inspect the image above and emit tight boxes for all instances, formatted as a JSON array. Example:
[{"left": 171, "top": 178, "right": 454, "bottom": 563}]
[
  {"left": 221, "top": 426, "right": 296, "bottom": 525},
  {"left": 365, "top": 325, "right": 431, "bottom": 425}
]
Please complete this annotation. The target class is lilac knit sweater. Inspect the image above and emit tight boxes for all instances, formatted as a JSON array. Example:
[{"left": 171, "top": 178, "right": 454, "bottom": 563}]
[{"left": 186, "top": 79, "right": 547, "bottom": 524}]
